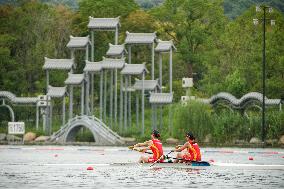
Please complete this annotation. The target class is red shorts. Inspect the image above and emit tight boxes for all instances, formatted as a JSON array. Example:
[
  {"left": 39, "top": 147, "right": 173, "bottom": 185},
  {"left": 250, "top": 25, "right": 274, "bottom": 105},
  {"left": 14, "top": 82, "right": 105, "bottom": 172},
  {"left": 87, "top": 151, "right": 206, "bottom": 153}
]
[{"left": 182, "top": 153, "right": 192, "bottom": 161}]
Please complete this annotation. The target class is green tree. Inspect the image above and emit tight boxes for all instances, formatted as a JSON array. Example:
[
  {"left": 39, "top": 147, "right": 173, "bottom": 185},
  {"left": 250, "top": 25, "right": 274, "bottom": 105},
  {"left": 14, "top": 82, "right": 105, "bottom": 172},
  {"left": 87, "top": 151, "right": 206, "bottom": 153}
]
[
  {"left": 150, "top": 0, "right": 228, "bottom": 97},
  {"left": 0, "top": 1, "right": 74, "bottom": 95},
  {"left": 0, "top": 5, "right": 18, "bottom": 93},
  {"left": 203, "top": 6, "right": 284, "bottom": 98}
]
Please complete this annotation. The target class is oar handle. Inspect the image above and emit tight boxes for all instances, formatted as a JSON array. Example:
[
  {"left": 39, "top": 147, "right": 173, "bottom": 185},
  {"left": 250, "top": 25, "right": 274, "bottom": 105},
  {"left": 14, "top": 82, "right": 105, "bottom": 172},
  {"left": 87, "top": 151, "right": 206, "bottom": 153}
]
[
  {"left": 128, "top": 146, "right": 134, "bottom": 150},
  {"left": 175, "top": 145, "right": 183, "bottom": 149}
]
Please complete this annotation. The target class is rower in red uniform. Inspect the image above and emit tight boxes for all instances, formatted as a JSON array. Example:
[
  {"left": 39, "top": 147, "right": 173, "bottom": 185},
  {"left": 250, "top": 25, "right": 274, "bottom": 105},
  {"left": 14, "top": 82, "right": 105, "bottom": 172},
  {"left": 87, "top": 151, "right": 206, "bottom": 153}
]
[
  {"left": 173, "top": 132, "right": 201, "bottom": 163},
  {"left": 133, "top": 130, "right": 164, "bottom": 163}
]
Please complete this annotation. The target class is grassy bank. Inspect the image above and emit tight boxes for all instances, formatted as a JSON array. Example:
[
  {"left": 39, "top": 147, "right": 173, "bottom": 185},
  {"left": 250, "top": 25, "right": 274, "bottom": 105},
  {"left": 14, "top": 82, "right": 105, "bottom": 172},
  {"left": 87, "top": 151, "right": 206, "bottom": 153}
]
[
  {"left": 172, "top": 101, "right": 284, "bottom": 144},
  {"left": 0, "top": 101, "right": 283, "bottom": 146}
]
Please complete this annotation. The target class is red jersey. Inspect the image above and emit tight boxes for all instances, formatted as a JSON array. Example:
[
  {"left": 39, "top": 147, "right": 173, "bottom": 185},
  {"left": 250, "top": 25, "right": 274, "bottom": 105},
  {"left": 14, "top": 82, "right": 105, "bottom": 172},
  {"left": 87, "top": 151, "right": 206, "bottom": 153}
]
[
  {"left": 149, "top": 139, "right": 164, "bottom": 160},
  {"left": 187, "top": 142, "right": 201, "bottom": 161}
]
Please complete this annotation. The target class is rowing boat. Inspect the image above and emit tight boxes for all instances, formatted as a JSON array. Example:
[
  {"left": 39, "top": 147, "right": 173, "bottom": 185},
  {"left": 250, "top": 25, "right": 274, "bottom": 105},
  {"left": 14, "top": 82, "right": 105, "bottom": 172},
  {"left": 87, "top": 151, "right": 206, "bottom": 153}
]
[
  {"left": 111, "top": 161, "right": 211, "bottom": 168},
  {"left": 110, "top": 162, "right": 284, "bottom": 170}
]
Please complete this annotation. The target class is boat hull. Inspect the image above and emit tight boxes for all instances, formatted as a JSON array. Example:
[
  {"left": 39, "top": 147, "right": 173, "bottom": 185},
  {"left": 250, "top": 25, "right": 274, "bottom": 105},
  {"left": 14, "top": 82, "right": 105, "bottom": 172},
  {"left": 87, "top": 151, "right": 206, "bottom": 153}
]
[{"left": 111, "top": 161, "right": 211, "bottom": 168}]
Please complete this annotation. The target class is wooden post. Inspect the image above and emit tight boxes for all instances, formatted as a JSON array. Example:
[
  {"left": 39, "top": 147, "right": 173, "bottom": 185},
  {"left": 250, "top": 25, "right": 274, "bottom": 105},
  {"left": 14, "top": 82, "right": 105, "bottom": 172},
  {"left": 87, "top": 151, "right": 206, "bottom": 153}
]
[
  {"left": 128, "top": 45, "right": 131, "bottom": 64},
  {"left": 62, "top": 96, "right": 65, "bottom": 127},
  {"left": 69, "top": 85, "right": 73, "bottom": 119},
  {"left": 91, "top": 73, "right": 94, "bottom": 115},
  {"left": 152, "top": 42, "right": 155, "bottom": 80},
  {"left": 49, "top": 100, "right": 52, "bottom": 135},
  {"left": 91, "top": 31, "right": 94, "bottom": 61},
  {"left": 159, "top": 53, "right": 162, "bottom": 91},
  {"left": 104, "top": 70, "right": 107, "bottom": 122},
  {"left": 114, "top": 69, "right": 118, "bottom": 128},
  {"left": 86, "top": 44, "right": 89, "bottom": 61},
  {"left": 36, "top": 106, "right": 39, "bottom": 130},
  {"left": 124, "top": 75, "right": 128, "bottom": 130},
  {"left": 119, "top": 74, "right": 123, "bottom": 131},
  {"left": 142, "top": 72, "right": 145, "bottom": 136},
  {"left": 81, "top": 81, "right": 84, "bottom": 115},
  {"left": 159, "top": 105, "right": 163, "bottom": 129},
  {"left": 128, "top": 75, "right": 131, "bottom": 128},
  {"left": 110, "top": 70, "right": 113, "bottom": 128},
  {"left": 170, "top": 48, "right": 172, "bottom": 93},
  {"left": 115, "top": 26, "right": 119, "bottom": 45},
  {"left": 136, "top": 93, "right": 139, "bottom": 128},
  {"left": 71, "top": 49, "right": 75, "bottom": 69},
  {"left": 100, "top": 71, "right": 103, "bottom": 120},
  {"left": 46, "top": 70, "right": 49, "bottom": 93},
  {"left": 85, "top": 72, "right": 90, "bottom": 115}
]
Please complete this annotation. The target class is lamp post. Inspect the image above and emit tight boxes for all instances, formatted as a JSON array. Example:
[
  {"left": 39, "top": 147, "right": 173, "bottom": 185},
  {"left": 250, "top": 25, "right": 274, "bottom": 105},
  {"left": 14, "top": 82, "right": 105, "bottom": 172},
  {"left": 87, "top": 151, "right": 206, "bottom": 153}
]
[{"left": 253, "top": 5, "right": 275, "bottom": 144}]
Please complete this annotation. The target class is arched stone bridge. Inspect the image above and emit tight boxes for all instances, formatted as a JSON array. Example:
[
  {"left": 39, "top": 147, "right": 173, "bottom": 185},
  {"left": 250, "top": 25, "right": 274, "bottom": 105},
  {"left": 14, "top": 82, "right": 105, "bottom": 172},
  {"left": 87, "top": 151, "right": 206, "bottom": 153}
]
[{"left": 49, "top": 115, "right": 125, "bottom": 145}]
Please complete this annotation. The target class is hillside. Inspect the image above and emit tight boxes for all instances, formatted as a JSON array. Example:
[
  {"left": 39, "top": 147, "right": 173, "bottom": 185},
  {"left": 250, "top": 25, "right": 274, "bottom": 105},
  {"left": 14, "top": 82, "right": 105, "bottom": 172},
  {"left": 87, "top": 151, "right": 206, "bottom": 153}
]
[{"left": 0, "top": 0, "right": 283, "bottom": 19}]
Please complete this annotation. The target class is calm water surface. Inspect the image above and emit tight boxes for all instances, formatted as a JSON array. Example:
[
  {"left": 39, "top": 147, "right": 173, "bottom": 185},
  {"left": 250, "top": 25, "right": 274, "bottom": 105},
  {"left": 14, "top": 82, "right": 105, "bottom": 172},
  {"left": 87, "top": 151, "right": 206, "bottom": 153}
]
[{"left": 0, "top": 145, "right": 283, "bottom": 189}]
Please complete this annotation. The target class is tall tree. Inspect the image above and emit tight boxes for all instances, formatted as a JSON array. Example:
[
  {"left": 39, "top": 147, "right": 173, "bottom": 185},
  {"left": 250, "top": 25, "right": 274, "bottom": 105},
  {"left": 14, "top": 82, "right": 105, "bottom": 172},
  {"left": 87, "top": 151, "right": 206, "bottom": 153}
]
[
  {"left": 0, "top": 1, "right": 74, "bottom": 95},
  {"left": 202, "top": 6, "right": 284, "bottom": 98},
  {"left": 150, "top": 0, "right": 227, "bottom": 91}
]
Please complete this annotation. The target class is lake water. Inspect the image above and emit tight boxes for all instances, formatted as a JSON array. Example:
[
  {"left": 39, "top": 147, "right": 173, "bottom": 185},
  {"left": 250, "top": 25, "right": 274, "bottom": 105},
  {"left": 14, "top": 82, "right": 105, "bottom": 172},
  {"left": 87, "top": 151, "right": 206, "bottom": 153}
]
[{"left": 0, "top": 145, "right": 283, "bottom": 189}]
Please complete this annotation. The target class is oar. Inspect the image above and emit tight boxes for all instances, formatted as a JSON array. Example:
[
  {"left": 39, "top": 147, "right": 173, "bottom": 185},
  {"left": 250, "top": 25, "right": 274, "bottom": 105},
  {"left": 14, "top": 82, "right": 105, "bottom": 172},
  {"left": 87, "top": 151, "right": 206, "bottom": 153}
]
[
  {"left": 128, "top": 146, "right": 152, "bottom": 154},
  {"left": 150, "top": 150, "right": 173, "bottom": 167},
  {"left": 164, "top": 156, "right": 181, "bottom": 160}
]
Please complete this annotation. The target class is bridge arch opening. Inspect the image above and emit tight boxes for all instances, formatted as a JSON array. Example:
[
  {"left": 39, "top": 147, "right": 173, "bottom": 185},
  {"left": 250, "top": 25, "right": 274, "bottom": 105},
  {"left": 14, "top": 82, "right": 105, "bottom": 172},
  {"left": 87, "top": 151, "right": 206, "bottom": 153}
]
[
  {"left": 0, "top": 104, "right": 15, "bottom": 122},
  {"left": 65, "top": 125, "right": 96, "bottom": 142}
]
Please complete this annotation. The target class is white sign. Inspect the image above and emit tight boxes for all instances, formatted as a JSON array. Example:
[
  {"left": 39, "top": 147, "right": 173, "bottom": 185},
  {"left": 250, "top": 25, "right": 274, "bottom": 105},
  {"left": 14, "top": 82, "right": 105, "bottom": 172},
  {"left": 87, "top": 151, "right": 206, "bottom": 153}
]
[
  {"left": 8, "top": 122, "right": 25, "bottom": 135},
  {"left": 182, "top": 78, "right": 193, "bottom": 88}
]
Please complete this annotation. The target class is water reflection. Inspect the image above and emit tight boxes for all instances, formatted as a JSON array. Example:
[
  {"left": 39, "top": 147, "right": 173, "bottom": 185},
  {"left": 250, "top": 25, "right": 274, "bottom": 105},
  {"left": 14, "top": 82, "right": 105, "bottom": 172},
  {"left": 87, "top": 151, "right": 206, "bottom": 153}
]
[
  {"left": 184, "top": 168, "right": 201, "bottom": 174},
  {"left": 150, "top": 167, "right": 163, "bottom": 172}
]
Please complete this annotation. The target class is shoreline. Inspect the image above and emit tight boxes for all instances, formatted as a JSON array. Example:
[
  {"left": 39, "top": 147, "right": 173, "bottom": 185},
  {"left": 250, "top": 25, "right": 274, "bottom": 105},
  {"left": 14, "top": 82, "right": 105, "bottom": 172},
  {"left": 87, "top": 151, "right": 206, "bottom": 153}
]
[{"left": 0, "top": 141, "right": 283, "bottom": 148}]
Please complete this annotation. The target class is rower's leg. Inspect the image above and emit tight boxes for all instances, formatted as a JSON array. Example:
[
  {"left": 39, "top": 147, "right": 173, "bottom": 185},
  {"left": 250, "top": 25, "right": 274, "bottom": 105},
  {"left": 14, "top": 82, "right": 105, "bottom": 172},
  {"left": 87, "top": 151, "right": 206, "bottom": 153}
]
[
  {"left": 174, "top": 152, "right": 184, "bottom": 163},
  {"left": 139, "top": 156, "right": 149, "bottom": 163}
]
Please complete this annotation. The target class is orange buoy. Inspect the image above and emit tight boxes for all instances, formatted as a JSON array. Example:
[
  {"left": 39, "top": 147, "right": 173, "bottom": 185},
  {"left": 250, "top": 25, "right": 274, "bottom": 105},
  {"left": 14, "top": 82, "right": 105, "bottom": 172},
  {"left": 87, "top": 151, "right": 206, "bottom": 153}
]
[
  {"left": 87, "top": 166, "right": 93, "bottom": 170},
  {"left": 249, "top": 157, "right": 254, "bottom": 160}
]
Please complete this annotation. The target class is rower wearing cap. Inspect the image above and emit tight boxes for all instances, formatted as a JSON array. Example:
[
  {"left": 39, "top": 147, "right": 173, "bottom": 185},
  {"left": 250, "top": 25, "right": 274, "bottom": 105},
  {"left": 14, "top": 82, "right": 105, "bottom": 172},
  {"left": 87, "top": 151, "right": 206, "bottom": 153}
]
[
  {"left": 173, "top": 132, "right": 201, "bottom": 163},
  {"left": 133, "top": 130, "right": 164, "bottom": 163}
]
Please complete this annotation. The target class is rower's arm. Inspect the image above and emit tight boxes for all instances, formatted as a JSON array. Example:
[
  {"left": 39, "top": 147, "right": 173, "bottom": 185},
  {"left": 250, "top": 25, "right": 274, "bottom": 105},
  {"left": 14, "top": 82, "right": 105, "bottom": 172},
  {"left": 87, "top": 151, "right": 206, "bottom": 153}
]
[
  {"left": 134, "top": 140, "right": 152, "bottom": 148},
  {"left": 134, "top": 142, "right": 146, "bottom": 147},
  {"left": 139, "top": 146, "right": 150, "bottom": 153},
  {"left": 134, "top": 140, "right": 152, "bottom": 152},
  {"left": 174, "top": 143, "right": 188, "bottom": 152}
]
